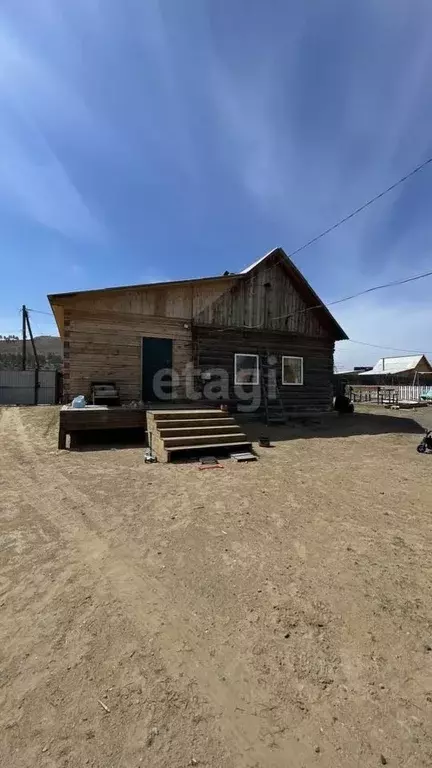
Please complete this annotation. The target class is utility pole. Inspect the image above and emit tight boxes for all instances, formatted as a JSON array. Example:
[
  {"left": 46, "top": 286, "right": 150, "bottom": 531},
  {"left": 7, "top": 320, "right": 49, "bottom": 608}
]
[
  {"left": 22, "top": 304, "right": 27, "bottom": 370},
  {"left": 22, "top": 307, "right": 40, "bottom": 405},
  {"left": 25, "top": 309, "right": 40, "bottom": 370}
]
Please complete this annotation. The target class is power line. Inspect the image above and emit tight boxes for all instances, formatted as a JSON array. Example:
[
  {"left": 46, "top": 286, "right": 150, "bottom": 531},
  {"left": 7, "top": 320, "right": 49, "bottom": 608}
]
[
  {"left": 29, "top": 154, "right": 432, "bottom": 332},
  {"left": 27, "top": 309, "right": 58, "bottom": 334},
  {"left": 243, "top": 154, "right": 432, "bottom": 283},
  {"left": 247, "top": 266, "right": 432, "bottom": 328},
  {"left": 288, "top": 155, "right": 432, "bottom": 259},
  {"left": 27, "top": 308, "right": 53, "bottom": 316},
  {"left": 326, "top": 269, "right": 432, "bottom": 307},
  {"left": 305, "top": 266, "right": 432, "bottom": 315},
  {"left": 345, "top": 339, "right": 432, "bottom": 355},
  {"left": 27, "top": 155, "right": 432, "bottom": 332},
  {"left": 24, "top": 151, "right": 432, "bottom": 350}
]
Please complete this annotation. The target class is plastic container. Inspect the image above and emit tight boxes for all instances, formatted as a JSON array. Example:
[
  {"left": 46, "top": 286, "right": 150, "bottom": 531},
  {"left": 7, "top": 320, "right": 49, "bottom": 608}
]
[{"left": 71, "top": 395, "right": 86, "bottom": 408}]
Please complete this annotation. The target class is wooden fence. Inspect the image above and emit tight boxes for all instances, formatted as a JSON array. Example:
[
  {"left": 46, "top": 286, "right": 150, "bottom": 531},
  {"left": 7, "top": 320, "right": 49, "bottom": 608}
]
[
  {"left": 398, "top": 385, "right": 432, "bottom": 401},
  {"left": 348, "top": 386, "right": 398, "bottom": 405},
  {"left": 347, "top": 384, "right": 432, "bottom": 405}
]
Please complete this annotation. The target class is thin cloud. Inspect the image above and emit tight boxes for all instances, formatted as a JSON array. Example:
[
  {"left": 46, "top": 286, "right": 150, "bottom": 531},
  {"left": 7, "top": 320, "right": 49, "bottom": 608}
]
[
  {"left": 0, "top": 12, "right": 108, "bottom": 240},
  {"left": 209, "top": 1, "right": 432, "bottom": 265},
  {"left": 0, "top": 125, "right": 105, "bottom": 241},
  {"left": 1, "top": 0, "right": 432, "bottom": 366}
]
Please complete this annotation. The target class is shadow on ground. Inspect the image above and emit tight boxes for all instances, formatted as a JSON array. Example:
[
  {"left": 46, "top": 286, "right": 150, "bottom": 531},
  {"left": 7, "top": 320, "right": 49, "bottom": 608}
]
[
  {"left": 65, "top": 408, "right": 431, "bottom": 452},
  {"left": 241, "top": 410, "right": 427, "bottom": 444},
  {"left": 69, "top": 427, "right": 145, "bottom": 451}
]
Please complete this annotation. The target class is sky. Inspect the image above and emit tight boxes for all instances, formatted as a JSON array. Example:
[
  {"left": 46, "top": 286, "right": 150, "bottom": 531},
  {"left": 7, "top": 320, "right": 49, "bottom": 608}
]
[{"left": 0, "top": 0, "right": 432, "bottom": 368}]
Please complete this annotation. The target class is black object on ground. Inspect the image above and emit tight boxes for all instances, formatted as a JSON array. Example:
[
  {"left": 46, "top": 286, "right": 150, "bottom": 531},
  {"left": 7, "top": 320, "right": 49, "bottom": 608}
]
[
  {"left": 334, "top": 394, "right": 354, "bottom": 414},
  {"left": 200, "top": 456, "right": 218, "bottom": 465},
  {"left": 259, "top": 435, "right": 271, "bottom": 448},
  {"left": 198, "top": 455, "right": 223, "bottom": 470}
]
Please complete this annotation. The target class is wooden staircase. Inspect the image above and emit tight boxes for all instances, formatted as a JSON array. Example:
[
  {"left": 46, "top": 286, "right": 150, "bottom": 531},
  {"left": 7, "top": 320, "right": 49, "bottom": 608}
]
[
  {"left": 260, "top": 355, "right": 287, "bottom": 425},
  {"left": 146, "top": 409, "right": 252, "bottom": 462}
]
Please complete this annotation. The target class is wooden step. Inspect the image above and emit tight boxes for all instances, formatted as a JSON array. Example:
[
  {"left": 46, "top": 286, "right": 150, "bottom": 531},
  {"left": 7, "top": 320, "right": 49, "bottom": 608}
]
[
  {"left": 154, "top": 417, "right": 235, "bottom": 429},
  {"left": 163, "top": 432, "right": 247, "bottom": 448},
  {"left": 146, "top": 408, "right": 250, "bottom": 463},
  {"left": 151, "top": 409, "right": 224, "bottom": 420},
  {"left": 159, "top": 424, "right": 242, "bottom": 438}
]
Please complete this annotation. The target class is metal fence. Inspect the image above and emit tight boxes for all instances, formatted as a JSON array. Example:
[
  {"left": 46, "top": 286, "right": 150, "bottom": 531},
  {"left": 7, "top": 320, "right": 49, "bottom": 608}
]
[{"left": 0, "top": 370, "right": 60, "bottom": 405}]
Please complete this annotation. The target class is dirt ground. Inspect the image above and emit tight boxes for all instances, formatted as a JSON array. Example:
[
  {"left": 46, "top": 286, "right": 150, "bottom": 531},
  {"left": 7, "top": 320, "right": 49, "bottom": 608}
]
[{"left": 1, "top": 405, "right": 432, "bottom": 767}]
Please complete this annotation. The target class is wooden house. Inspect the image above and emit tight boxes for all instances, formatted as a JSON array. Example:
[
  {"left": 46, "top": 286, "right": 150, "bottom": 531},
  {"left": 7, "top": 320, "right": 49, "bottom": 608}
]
[
  {"left": 356, "top": 355, "right": 432, "bottom": 385},
  {"left": 48, "top": 247, "right": 347, "bottom": 419}
]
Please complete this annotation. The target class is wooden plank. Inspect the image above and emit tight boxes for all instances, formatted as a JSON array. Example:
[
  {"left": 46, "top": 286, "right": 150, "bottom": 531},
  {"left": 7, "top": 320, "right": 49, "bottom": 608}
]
[
  {"left": 59, "top": 279, "right": 232, "bottom": 321},
  {"left": 58, "top": 427, "right": 66, "bottom": 449},
  {"left": 63, "top": 306, "right": 194, "bottom": 402},
  {"left": 194, "top": 259, "right": 329, "bottom": 336},
  {"left": 59, "top": 408, "right": 147, "bottom": 450}
]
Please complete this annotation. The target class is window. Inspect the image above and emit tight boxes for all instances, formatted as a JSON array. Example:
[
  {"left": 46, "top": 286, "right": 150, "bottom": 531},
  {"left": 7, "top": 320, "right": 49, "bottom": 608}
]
[
  {"left": 282, "top": 356, "right": 303, "bottom": 385},
  {"left": 234, "top": 353, "right": 259, "bottom": 385}
]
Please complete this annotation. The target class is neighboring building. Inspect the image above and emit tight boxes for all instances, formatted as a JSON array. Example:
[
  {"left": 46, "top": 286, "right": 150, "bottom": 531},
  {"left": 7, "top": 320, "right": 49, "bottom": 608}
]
[
  {"left": 48, "top": 247, "right": 347, "bottom": 415},
  {"left": 332, "top": 366, "right": 374, "bottom": 392},
  {"left": 357, "top": 355, "right": 432, "bottom": 384},
  {"left": 334, "top": 355, "right": 432, "bottom": 389}
]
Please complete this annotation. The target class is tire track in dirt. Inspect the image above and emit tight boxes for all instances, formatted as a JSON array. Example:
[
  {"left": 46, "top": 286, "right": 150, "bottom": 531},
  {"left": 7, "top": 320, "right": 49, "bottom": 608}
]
[{"left": 2, "top": 407, "right": 323, "bottom": 767}]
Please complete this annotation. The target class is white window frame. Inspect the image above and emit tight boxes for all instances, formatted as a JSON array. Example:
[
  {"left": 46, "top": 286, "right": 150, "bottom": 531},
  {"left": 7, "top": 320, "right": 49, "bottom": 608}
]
[
  {"left": 234, "top": 353, "right": 259, "bottom": 385},
  {"left": 282, "top": 355, "right": 304, "bottom": 386}
]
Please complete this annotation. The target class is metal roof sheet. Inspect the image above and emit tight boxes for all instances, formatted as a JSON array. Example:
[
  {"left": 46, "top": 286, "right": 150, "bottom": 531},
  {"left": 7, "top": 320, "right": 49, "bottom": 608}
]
[
  {"left": 239, "top": 248, "right": 279, "bottom": 274},
  {"left": 358, "top": 355, "right": 425, "bottom": 375}
]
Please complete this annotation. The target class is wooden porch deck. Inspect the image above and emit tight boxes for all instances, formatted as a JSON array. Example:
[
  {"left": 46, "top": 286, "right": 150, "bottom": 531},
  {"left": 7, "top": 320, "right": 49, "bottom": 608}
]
[
  {"left": 58, "top": 403, "right": 217, "bottom": 449},
  {"left": 58, "top": 401, "right": 335, "bottom": 450}
]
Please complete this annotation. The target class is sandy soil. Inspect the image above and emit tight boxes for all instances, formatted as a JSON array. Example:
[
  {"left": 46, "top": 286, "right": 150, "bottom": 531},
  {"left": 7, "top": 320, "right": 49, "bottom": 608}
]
[{"left": 1, "top": 405, "right": 432, "bottom": 767}]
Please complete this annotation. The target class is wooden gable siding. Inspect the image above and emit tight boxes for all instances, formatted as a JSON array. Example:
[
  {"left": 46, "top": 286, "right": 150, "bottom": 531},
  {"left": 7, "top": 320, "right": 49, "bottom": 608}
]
[
  {"left": 63, "top": 309, "right": 193, "bottom": 402},
  {"left": 194, "top": 261, "right": 328, "bottom": 336},
  {"left": 415, "top": 356, "right": 432, "bottom": 373},
  {"left": 57, "top": 278, "right": 235, "bottom": 324},
  {"left": 55, "top": 262, "right": 329, "bottom": 336}
]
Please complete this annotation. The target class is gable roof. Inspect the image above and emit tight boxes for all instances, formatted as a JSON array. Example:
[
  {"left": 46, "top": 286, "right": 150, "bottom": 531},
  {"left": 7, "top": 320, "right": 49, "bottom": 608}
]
[
  {"left": 239, "top": 247, "right": 347, "bottom": 340},
  {"left": 240, "top": 248, "right": 276, "bottom": 274},
  {"left": 48, "top": 246, "right": 348, "bottom": 341},
  {"left": 358, "top": 355, "right": 431, "bottom": 376},
  {"left": 47, "top": 272, "right": 234, "bottom": 302}
]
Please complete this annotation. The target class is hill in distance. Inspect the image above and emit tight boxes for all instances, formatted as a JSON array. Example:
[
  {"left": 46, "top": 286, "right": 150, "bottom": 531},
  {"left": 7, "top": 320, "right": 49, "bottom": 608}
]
[{"left": 0, "top": 335, "right": 62, "bottom": 370}]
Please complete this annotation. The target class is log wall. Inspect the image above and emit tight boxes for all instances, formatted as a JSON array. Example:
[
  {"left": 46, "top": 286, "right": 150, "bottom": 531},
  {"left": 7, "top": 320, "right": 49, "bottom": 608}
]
[
  {"left": 194, "top": 326, "right": 334, "bottom": 413},
  {"left": 57, "top": 257, "right": 338, "bottom": 409},
  {"left": 62, "top": 309, "right": 334, "bottom": 413}
]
